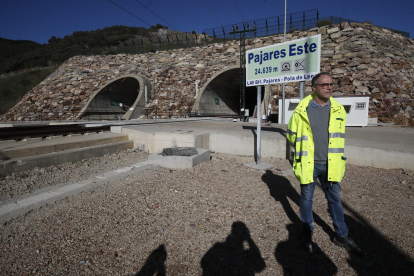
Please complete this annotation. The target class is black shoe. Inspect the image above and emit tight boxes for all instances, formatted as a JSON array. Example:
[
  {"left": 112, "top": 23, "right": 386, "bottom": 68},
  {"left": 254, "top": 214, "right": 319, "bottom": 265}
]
[
  {"left": 334, "top": 235, "right": 365, "bottom": 255},
  {"left": 301, "top": 230, "right": 313, "bottom": 250}
]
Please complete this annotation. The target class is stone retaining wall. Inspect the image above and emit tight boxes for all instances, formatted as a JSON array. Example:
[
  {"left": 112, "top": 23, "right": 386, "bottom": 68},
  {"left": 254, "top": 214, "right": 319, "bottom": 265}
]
[{"left": 1, "top": 22, "right": 413, "bottom": 125}]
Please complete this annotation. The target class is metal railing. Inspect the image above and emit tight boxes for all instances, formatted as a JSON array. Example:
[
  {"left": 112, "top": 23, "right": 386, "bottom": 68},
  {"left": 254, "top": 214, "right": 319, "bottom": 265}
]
[
  {"left": 71, "top": 11, "right": 410, "bottom": 58},
  {"left": 74, "top": 32, "right": 209, "bottom": 56},
  {"left": 203, "top": 10, "right": 410, "bottom": 40},
  {"left": 203, "top": 9, "right": 320, "bottom": 40}
]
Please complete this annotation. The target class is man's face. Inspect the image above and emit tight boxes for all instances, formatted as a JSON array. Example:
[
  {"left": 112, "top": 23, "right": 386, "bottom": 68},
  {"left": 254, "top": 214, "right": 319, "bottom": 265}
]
[{"left": 312, "top": 75, "right": 333, "bottom": 102}]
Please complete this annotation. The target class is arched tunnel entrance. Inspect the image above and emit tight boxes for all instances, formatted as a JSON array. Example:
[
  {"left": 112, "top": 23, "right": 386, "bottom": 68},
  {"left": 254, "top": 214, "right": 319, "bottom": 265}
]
[
  {"left": 80, "top": 75, "right": 151, "bottom": 120},
  {"left": 192, "top": 67, "right": 264, "bottom": 118}
]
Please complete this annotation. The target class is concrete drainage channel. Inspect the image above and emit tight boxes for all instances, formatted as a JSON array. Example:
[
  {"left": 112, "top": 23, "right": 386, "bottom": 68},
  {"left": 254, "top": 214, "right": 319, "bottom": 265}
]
[{"left": 0, "top": 147, "right": 211, "bottom": 223}]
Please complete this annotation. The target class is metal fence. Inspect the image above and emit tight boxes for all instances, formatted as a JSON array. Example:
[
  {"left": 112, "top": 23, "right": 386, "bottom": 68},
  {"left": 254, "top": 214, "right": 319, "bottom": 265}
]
[
  {"left": 74, "top": 32, "right": 209, "bottom": 56},
  {"left": 203, "top": 9, "right": 320, "bottom": 40},
  {"left": 203, "top": 10, "right": 410, "bottom": 40},
  {"left": 72, "top": 10, "right": 409, "bottom": 57}
]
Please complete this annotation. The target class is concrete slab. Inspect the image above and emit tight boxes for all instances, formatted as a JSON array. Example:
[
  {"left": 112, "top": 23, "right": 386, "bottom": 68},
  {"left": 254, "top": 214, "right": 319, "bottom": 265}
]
[
  {"left": 0, "top": 124, "right": 13, "bottom": 128},
  {"left": 244, "top": 162, "right": 274, "bottom": 170},
  {"left": 0, "top": 132, "right": 130, "bottom": 160},
  {"left": 0, "top": 140, "right": 133, "bottom": 176},
  {"left": 148, "top": 148, "right": 211, "bottom": 169}
]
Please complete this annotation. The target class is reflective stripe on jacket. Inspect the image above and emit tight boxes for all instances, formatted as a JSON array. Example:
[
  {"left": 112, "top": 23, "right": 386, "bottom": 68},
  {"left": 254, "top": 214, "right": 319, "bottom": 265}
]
[{"left": 287, "top": 94, "right": 347, "bottom": 184}]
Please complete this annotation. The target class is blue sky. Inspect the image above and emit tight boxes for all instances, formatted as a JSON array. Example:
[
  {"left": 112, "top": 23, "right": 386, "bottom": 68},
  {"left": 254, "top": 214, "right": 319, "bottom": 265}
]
[{"left": 0, "top": 0, "right": 413, "bottom": 44}]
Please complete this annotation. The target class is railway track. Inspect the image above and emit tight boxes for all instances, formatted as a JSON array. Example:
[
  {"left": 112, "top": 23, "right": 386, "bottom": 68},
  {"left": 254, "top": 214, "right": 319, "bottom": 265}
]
[{"left": 0, "top": 125, "right": 111, "bottom": 141}]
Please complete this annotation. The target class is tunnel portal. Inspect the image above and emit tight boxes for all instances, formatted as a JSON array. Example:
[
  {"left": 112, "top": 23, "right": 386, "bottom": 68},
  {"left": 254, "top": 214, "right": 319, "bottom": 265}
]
[
  {"left": 81, "top": 77, "right": 140, "bottom": 120},
  {"left": 193, "top": 67, "right": 264, "bottom": 118}
]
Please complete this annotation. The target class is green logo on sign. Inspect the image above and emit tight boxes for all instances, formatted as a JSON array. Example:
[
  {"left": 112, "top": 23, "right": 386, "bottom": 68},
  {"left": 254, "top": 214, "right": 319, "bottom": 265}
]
[
  {"left": 215, "top": 98, "right": 219, "bottom": 105},
  {"left": 110, "top": 100, "right": 118, "bottom": 106}
]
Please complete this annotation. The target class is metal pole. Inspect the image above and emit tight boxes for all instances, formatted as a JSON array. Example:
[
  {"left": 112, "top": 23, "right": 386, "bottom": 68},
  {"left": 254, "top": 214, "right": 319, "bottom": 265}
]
[
  {"left": 282, "top": 0, "right": 287, "bottom": 124},
  {"left": 300, "top": 81, "right": 305, "bottom": 99},
  {"left": 145, "top": 86, "right": 148, "bottom": 103},
  {"left": 267, "top": 84, "right": 272, "bottom": 119},
  {"left": 257, "top": 86, "right": 261, "bottom": 165}
]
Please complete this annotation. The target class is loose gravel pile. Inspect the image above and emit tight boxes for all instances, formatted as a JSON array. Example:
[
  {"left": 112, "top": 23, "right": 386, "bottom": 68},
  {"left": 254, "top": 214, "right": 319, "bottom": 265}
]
[{"left": 1, "top": 151, "right": 414, "bottom": 275}]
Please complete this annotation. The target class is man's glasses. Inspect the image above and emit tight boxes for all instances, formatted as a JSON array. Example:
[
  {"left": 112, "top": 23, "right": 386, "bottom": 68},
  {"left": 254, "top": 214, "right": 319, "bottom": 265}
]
[{"left": 315, "top": 83, "right": 334, "bottom": 88}]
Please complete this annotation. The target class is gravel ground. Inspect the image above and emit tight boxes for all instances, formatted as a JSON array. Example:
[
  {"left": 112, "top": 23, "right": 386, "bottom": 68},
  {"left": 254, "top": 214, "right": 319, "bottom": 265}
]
[
  {"left": 1, "top": 151, "right": 414, "bottom": 275},
  {"left": 0, "top": 149, "right": 149, "bottom": 203}
]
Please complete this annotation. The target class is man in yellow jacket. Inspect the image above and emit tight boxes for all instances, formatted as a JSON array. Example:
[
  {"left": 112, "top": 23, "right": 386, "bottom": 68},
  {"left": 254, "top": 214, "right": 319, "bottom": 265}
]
[{"left": 287, "top": 72, "right": 363, "bottom": 254}]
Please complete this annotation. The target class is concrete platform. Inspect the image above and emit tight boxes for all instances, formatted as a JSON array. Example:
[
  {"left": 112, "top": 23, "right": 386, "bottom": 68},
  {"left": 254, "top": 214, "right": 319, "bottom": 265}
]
[
  {"left": 0, "top": 132, "right": 133, "bottom": 176},
  {"left": 115, "top": 118, "right": 414, "bottom": 171},
  {"left": 1, "top": 118, "right": 413, "bottom": 174},
  {"left": 0, "top": 132, "right": 130, "bottom": 160}
]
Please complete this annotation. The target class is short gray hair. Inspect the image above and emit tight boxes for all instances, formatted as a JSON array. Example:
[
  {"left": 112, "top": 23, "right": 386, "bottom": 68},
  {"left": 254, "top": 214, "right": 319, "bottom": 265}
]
[{"left": 311, "top": 72, "right": 332, "bottom": 86}]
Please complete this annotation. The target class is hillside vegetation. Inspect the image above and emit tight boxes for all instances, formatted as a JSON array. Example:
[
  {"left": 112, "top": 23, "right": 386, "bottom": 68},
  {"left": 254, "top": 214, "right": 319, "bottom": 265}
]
[
  {"left": 0, "top": 24, "right": 168, "bottom": 75},
  {"left": 0, "top": 67, "right": 58, "bottom": 115}
]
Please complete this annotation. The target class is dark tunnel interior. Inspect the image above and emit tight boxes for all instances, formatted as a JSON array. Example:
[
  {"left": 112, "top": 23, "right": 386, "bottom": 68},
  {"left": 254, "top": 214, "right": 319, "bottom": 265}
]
[
  {"left": 196, "top": 68, "right": 264, "bottom": 116},
  {"left": 81, "top": 77, "right": 139, "bottom": 120},
  {"left": 245, "top": 85, "right": 265, "bottom": 117}
]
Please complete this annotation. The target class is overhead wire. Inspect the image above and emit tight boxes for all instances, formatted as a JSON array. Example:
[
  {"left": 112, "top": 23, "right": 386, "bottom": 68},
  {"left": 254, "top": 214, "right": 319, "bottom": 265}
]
[
  {"left": 133, "top": 0, "right": 178, "bottom": 31},
  {"left": 107, "top": 0, "right": 151, "bottom": 27},
  {"left": 232, "top": 0, "right": 246, "bottom": 23},
  {"left": 200, "top": 0, "right": 223, "bottom": 26}
]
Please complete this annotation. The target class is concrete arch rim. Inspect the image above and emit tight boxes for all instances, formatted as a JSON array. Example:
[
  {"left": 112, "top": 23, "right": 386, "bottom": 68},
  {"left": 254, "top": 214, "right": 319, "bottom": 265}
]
[
  {"left": 78, "top": 74, "right": 152, "bottom": 120},
  {"left": 192, "top": 65, "right": 240, "bottom": 113}
]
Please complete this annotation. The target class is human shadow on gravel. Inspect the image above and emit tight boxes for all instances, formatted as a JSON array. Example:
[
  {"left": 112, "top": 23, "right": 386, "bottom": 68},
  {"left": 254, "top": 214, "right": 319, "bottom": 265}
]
[
  {"left": 134, "top": 244, "right": 167, "bottom": 276},
  {"left": 341, "top": 206, "right": 414, "bottom": 275},
  {"left": 275, "top": 224, "right": 337, "bottom": 275},
  {"left": 262, "top": 170, "right": 338, "bottom": 273},
  {"left": 201, "top": 221, "right": 266, "bottom": 276},
  {"left": 262, "top": 170, "right": 335, "bottom": 237}
]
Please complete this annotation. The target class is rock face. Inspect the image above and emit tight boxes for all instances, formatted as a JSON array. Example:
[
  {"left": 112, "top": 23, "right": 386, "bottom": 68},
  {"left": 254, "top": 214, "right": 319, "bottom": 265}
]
[{"left": 1, "top": 22, "right": 413, "bottom": 125}]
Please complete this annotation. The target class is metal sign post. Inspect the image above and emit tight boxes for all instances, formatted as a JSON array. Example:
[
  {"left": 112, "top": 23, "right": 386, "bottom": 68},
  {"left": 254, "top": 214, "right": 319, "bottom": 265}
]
[
  {"left": 257, "top": 86, "right": 262, "bottom": 165},
  {"left": 245, "top": 85, "right": 273, "bottom": 170},
  {"left": 282, "top": 0, "right": 287, "bottom": 124},
  {"left": 300, "top": 81, "right": 305, "bottom": 99}
]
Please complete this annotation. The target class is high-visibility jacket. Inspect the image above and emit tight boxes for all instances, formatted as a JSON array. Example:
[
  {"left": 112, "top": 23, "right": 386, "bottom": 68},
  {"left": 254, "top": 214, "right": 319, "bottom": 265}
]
[{"left": 287, "top": 94, "right": 347, "bottom": 184}]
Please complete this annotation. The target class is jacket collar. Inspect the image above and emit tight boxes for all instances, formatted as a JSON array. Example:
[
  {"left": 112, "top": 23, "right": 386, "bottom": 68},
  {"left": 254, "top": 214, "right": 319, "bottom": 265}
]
[{"left": 295, "top": 94, "right": 341, "bottom": 116}]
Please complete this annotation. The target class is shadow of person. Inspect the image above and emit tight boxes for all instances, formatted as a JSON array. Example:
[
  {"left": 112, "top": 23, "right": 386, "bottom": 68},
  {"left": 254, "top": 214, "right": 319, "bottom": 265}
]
[
  {"left": 275, "top": 224, "right": 337, "bottom": 275},
  {"left": 201, "top": 221, "right": 266, "bottom": 276},
  {"left": 135, "top": 244, "right": 167, "bottom": 276},
  {"left": 343, "top": 212, "right": 414, "bottom": 275},
  {"left": 261, "top": 170, "right": 335, "bottom": 238}
]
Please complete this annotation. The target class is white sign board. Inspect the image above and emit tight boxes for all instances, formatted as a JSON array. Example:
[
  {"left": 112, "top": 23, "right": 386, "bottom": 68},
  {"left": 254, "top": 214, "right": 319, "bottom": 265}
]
[
  {"left": 278, "top": 97, "right": 370, "bottom": 126},
  {"left": 246, "top": 34, "right": 321, "bottom": 86}
]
